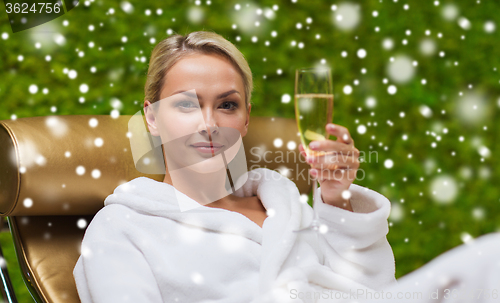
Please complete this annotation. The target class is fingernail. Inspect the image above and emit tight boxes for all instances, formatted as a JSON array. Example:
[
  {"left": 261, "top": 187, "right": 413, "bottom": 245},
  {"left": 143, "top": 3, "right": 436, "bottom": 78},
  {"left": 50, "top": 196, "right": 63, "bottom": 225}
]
[
  {"left": 310, "top": 169, "right": 318, "bottom": 176},
  {"left": 309, "top": 142, "right": 319, "bottom": 149},
  {"left": 327, "top": 124, "right": 335, "bottom": 130},
  {"left": 306, "top": 156, "right": 314, "bottom": 163}
]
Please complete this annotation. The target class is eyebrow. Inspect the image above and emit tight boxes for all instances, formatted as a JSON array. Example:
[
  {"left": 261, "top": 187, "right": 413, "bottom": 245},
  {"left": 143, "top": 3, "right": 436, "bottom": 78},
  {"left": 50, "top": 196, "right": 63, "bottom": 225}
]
[{"left": 170, "top": 89, "right": 241, "bottom": 100}]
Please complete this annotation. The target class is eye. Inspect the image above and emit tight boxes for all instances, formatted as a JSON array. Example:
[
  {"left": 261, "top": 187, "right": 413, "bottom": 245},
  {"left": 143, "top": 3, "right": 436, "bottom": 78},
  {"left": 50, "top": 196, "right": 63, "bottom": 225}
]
[
  {"left": 220, "top": 101, "right": 238, "bottom": 110},
  {"left": 176, "top": 100, "right": 198, "bottom": 109}
]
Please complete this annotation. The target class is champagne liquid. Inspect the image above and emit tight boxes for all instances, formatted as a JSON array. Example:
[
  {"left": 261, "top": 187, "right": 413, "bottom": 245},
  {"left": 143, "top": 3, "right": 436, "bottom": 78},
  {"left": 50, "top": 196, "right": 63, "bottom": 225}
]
[{"left": 295, "top": 93, "right": 334, "bottom": 156}]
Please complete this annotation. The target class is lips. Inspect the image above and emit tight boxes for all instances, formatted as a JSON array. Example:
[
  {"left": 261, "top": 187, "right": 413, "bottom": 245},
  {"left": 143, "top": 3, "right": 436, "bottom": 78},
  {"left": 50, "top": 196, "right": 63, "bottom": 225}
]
[
  {"left": 190, "top": 141, "right": 224, "bottom": 154},
  {"left": 191, "top": 142, "right": 223, "bottom": 148}
]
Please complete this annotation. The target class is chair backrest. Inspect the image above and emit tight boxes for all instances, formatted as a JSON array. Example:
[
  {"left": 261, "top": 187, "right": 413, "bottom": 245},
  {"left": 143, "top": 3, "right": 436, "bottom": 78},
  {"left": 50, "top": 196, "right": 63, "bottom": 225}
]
[{"left": 0, "top": 115, "right": 310, "bottom": 303}]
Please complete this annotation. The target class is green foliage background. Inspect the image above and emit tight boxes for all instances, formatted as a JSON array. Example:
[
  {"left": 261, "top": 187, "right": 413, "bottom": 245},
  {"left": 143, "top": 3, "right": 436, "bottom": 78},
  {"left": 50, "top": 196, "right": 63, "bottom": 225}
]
[{"left": 1, "top": 0, "right": 500, "bottom": 302}]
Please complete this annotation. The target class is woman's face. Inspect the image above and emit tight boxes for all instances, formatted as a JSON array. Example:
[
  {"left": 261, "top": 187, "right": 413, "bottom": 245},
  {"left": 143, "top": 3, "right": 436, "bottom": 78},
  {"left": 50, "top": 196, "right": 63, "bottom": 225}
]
[{"left": 145, "top": 53, "right": 250, "bottom": 173}]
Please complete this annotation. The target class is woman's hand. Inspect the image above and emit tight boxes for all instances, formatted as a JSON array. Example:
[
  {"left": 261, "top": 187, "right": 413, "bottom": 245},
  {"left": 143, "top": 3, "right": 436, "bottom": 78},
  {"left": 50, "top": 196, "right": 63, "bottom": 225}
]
[{"left": 299, "top": 123, "right": 360, "bottom": 211}]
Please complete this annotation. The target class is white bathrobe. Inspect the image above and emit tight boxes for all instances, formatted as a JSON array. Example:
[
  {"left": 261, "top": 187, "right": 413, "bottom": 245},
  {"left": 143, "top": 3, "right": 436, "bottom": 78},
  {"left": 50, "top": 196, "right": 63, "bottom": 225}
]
[{"left": 73, "top": 168, "right": 396, "bottom": 303}]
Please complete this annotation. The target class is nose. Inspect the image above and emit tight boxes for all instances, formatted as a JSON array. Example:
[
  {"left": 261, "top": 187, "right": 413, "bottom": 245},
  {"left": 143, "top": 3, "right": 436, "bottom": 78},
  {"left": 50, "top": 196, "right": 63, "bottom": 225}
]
[
  {"left": 201, "top": 124, "right": 219, "bottom": 135},
  {"left": 198, "top": 109, "right": 219, "bottom": 135}
]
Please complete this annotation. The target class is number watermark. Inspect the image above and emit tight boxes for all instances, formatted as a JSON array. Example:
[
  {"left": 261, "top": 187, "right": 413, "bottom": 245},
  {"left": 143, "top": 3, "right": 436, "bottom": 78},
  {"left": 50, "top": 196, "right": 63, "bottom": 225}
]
[{"left": 3, "top": 0, "right": 79, "bottom": 32}]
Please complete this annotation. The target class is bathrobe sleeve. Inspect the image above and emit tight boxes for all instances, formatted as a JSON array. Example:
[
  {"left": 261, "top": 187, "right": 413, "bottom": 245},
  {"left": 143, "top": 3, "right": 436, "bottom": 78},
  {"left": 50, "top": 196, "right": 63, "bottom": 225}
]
[
  {"left": 313, "top": 183, "right": 396, "bottom": 290},
  {"left": 73, "top": 205, "right": 163, "bottom": 303}
]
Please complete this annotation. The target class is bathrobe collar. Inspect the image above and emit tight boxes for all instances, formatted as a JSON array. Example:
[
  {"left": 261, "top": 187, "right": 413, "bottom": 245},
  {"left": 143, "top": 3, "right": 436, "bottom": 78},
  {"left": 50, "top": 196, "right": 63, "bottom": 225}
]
[{"left": 104, "top": 168, "right": 303, "bottom": 245}]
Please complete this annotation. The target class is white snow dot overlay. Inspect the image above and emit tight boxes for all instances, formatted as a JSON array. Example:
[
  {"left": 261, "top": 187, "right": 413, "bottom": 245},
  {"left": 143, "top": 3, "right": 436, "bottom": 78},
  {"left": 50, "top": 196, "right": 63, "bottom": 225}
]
[
  {"left": 460, "top": 232, "right": 473, "bottom": 244},
  {"left": 319, "top": 224, "right": 329, "bottom": 234},
  {"left": 76, "top": 166, "right": 86, "bottom": 176},
  {"left": 366, "top": 97, "right": 376, "bottom": 108},
  {"left": 279, "top": 167, "right": 290, "bottom": 178},
  {"left": 484, "top": 21, "right": 496, "bottom": 33},
  {"left": 110, "top": 109, "right": 120, "bottom": 119},
  {"left": 390, "top": 203, "right": 404, "bottom": 222},
  {"left": 29, "top": 84, "right": 38, "bottom": 94},
  {"left": 68, "top": 70, "right": 77, "bottom": 79},
  {"left": 94, "top": 138, "right": 104, "bottom": 147},
  {"left": 458, "top": 17, "right": 471, "bottom": 30},
  {"left": 80, "top": 84, "right": 89, "bottom": 93},
  {"left": 281, "top": 94, "right": 291, "bottom": 103},
  {"left": 341, "top": 190, "right": 351, "bottom": 200},
  {"left": 89, "top": 118, "right": 98, "bottom": 128},
  {"left": 357, "top": 124, "right": 367, "bottom": 134},
  {"left": 191, "top": 272, "right": 204, "bottom": 285},
  {"left": 383, "top": 38, "right": 394, "bottom": 50},
  {"left": 357, "top": 49, "right": 367, "bottom": 58},
  {"left": 387, "top": 56, "right": 415, "bottom": 84},
  {"left": 388, "top": 85, "right": 397, "bottom": 95},
  {"left": 419, "top": 105, "right": 433, "bottom": 118},
  {"left": 343, "top": 85, "right": 353, "bottom": 95},
  {"left": 77, "top": 219, "right": 88, "bottom": 229},
  {"left": 23, "top": 198, "right": 33, "bottom": 208},
  {"left": 333, "top": 3, "right": 361, "bottom": 31},
  {"left": 91, "top": 169, "right": 101, "bottom": 179},
  {"left": 273, "top": 138, "right": 283, "bottom": 148},
  {"left": 384, "top": 159, "right": 394, "bottom": 169},
  {"left": 430, "top": 175, "right": 458, "bottom": 204}
]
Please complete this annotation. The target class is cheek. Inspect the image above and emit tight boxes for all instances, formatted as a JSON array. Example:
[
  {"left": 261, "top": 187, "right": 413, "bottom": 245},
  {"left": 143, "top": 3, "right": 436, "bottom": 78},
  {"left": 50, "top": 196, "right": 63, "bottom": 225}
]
[
  {"left": 219, "top": 112, "right": 248, "bottom": 133},
  {"left": 157, "top": 112, "right": 202, "bottom": 141}
]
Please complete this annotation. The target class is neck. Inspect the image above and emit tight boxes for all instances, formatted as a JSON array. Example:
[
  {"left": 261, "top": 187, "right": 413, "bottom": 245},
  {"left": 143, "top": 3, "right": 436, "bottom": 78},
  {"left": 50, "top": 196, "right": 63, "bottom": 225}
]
[{"left": 163, "top": 166, "right": 233, "bottom": 207}]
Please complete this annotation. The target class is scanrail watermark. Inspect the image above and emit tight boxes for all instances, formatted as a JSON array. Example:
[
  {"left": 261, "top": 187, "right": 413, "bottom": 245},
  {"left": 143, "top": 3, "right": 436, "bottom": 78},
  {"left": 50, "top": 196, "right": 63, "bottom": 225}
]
[
  {"left": 248, "top": 163, "right": 365, "bottom": 183},
  {"left": 289, "top": 288, "right": 499, "bottom": 301},
  {"left": 290, "top": 288, "right": 423, "bottom": 300},
  {"left": 248, "top": 147, "right": 379, "bottom": 183},
  {"left": 249, "top": 147, "right": 378, "bottom": 165}
]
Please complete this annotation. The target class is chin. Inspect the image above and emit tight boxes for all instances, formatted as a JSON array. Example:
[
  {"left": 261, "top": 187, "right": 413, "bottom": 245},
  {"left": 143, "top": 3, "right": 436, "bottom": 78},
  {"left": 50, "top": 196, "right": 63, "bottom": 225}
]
[{"left": 186, "top": 156, "right": 228, "bottom": 174}]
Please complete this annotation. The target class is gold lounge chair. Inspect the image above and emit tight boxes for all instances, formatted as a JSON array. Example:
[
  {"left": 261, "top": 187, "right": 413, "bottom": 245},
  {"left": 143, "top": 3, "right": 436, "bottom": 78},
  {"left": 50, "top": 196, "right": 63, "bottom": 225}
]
[{"left": 0, "top": 115, "right": 311, "bottom": 303}]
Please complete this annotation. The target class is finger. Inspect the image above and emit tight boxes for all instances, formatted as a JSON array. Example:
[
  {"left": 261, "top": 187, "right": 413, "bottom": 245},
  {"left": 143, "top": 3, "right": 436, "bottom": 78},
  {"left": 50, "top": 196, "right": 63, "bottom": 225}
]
[
  {"left": 326, "top": 123, "right": 354, "bottom": 145},
  {"left": 310, "top": 167, "right": 358, "bottom": 182},
  {"left": 310, "top": 161, "right": 359, "bottom": 172},
  {"left": 306, "top": 150, "right": 360, "bottom": 163},
  {"left": 310, "top": 167, "right": 348, "bottom": 182},
  {"left": 308, "top": 155, "right": 360, "bottom": 170},
  {"left": 306, "top": 152, "right": 359, "bottom": 165},
  {"left": 308, "top": 141, "right": 360, "bottom": 157}
]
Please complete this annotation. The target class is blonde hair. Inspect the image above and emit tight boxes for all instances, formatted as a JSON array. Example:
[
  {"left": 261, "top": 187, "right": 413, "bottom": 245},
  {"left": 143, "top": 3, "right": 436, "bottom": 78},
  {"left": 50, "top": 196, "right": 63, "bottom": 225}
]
[{"left": 144, "top": 31, "right": 253, "bottom": 108}]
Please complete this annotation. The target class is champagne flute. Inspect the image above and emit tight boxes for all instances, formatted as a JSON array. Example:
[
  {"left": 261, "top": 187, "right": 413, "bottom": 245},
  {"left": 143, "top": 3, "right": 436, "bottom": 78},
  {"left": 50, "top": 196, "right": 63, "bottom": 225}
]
[{"left": 294, "top": 67, "right": 334, "bottom": 233}]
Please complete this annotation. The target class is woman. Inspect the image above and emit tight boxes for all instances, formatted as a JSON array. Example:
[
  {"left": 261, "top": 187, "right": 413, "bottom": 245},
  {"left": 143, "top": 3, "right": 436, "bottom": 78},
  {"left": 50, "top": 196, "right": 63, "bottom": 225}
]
[{"left": 73, "top": 31, "right": 397, "bottom": 303}]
